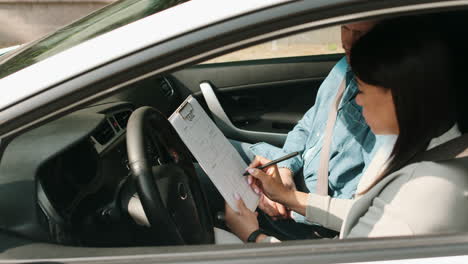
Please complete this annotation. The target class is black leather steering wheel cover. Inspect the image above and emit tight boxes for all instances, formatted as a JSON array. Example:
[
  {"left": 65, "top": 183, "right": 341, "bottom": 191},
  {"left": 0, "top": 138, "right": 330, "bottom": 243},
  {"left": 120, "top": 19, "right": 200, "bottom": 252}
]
[{"left": 126, "top": 106, "right": 213, "bottom": 245}]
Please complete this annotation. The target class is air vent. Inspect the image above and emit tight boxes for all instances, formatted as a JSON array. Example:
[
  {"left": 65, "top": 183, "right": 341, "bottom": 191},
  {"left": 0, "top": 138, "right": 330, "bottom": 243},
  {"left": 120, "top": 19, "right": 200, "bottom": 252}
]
[
  {"left": 114, "top": 110, "right": 132, "bottom": 129},
  {"left": 160, "top": 78, "right": 174, "bottom": 97},
  {"left": 92, "top": 120, "right": 115, "bottom": 145}
]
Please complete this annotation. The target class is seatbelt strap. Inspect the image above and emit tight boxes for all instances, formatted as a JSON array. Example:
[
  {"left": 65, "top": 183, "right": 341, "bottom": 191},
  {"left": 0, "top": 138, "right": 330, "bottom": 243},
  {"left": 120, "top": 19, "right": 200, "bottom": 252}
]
[
  {"left": 316, "top": 77, "right": 347, "bottom": 196},
  {"left": 407, "top": 133, "right": 468, "bottom": 164}
]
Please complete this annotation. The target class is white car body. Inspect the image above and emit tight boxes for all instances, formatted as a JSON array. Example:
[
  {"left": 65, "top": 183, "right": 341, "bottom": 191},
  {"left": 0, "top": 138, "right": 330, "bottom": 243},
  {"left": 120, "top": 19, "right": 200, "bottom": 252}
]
[
  {"left": 1, "top": 0, "right": 468, "bottom": 263},
  {"left": 0, "top": 0, "right": 291, "bottom": 110}
]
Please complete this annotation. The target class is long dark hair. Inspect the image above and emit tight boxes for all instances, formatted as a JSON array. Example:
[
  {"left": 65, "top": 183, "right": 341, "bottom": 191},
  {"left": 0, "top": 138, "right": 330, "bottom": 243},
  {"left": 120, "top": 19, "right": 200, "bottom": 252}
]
[{"left": 350, "top": 17, "right": 457, "bottom": 191}]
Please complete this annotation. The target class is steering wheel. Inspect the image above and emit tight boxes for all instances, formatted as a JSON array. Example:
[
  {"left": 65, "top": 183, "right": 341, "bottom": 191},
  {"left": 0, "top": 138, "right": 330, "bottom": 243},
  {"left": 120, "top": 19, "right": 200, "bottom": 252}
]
[{"left": 126, "top": 106, "right": 213, "bottom": 245}]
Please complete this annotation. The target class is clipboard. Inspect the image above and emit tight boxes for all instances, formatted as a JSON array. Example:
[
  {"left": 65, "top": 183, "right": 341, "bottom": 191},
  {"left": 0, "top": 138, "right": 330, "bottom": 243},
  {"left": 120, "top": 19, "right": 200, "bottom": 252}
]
[
  {"left": 169, "top": 96, "right": 259, "bottom": 212},
  {"left": 171, "top": 98, "right": 194, "bottom": 121}
]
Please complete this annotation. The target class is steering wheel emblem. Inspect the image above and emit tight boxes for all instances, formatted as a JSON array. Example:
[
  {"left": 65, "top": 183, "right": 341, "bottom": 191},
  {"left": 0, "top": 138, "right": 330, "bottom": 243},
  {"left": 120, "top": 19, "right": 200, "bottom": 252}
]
[{"left": 178, "top": 182, "right": 188, "bottom": 200}]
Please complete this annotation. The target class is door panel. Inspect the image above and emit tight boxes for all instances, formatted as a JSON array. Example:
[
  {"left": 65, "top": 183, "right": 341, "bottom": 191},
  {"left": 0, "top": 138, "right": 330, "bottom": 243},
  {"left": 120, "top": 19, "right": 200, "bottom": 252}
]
[{"left": 171, "top": 54, "right": 342, "bottom": 146}]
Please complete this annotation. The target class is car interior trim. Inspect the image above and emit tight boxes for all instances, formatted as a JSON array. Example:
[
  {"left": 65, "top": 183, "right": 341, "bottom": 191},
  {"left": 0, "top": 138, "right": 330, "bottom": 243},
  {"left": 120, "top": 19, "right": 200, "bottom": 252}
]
[
  {"left": 200, "top": 82, "right": 287, "bottom": 146},
  {"left": 194, "top": 77, "right": 326, "bottom": 94}
]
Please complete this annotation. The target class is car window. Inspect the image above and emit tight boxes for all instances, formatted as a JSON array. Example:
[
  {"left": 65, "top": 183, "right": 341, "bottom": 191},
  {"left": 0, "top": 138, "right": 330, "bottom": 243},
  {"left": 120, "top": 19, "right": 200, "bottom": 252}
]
[
  {"left": 0, "top": 0, "right": 188, "bottom": 79},
  {"left": 202, "top": 26, "right": 343, "bottom": 64}
]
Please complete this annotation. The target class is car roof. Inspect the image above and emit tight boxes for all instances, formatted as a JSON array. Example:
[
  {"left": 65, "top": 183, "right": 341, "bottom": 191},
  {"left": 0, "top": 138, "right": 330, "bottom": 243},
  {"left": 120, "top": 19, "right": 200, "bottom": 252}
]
[{"left": 0, "top": 0, "right": 292, "bottom": 111}]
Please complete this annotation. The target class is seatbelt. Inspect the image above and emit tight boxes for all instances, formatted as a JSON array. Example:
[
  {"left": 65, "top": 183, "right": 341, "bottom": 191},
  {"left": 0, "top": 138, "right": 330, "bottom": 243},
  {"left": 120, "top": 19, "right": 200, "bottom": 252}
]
[
  {"left": 316, "top": 77, "right": 347, "bottom": 196},
  {"left": 407, "top": 133, "right": 468, "bottom": 165}
]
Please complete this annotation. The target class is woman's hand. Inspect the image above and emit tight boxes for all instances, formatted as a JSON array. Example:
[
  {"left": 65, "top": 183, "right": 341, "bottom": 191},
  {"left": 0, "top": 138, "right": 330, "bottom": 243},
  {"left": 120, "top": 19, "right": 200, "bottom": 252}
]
[
  {"left": 225, "top": 196, "right": 260, "bottom": 242},
  {"left": 257, "top": 194, "right": 290, "bottom": 220},
  {"left": 246, "top": 156, "right": 294, "bottom": 205},
  {"left": 249, "top": 167, "right": 296, "bottom": 220}
]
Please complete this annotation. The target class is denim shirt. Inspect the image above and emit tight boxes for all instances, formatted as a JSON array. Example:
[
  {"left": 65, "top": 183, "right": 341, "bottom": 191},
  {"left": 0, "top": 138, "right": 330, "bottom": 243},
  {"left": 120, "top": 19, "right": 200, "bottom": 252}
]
[{"left": 250, "top": 57, "right": 377, "bottom": 201}]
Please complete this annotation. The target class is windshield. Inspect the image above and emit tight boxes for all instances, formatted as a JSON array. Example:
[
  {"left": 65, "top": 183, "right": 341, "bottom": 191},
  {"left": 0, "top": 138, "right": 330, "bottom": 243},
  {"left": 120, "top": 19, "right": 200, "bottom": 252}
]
[{"left": 0, "top": 0, "right": 187, "bottom": 79}]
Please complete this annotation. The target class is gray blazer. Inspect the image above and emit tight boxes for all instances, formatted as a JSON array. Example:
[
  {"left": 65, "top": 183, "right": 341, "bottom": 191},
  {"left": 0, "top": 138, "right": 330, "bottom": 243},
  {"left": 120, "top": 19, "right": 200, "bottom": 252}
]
[{"left": 341, "top": 136, "right": 468, "bottom": 238}]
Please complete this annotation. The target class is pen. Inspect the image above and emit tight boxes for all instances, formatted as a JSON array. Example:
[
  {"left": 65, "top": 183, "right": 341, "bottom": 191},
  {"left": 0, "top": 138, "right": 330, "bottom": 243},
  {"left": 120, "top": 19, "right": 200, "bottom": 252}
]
[{"left": 243, "top": 151, "right": 300, "bottom": 176}]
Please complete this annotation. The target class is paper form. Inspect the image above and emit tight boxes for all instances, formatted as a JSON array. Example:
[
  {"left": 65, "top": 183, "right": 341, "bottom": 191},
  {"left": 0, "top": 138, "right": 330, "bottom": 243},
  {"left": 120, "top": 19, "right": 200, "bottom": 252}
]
[{"left": 169, "top": 96, "right": 259, "bottom": 212}]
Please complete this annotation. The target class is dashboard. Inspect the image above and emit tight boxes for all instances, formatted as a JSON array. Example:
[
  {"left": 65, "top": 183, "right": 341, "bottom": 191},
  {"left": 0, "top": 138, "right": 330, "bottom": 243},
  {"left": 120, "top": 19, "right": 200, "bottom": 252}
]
[
  {"left": 0, "top": 75, "right": 186, "bottom": 246},
  {"left": 38, "top": 105, "right": 134, "bottom": 245}
]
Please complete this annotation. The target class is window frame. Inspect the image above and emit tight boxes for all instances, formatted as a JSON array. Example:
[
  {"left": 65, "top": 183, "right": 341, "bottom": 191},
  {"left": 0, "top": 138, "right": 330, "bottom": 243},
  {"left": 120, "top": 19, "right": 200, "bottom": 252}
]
[{"left": 1, "top": 0, "right": 468, "bottom": 263}]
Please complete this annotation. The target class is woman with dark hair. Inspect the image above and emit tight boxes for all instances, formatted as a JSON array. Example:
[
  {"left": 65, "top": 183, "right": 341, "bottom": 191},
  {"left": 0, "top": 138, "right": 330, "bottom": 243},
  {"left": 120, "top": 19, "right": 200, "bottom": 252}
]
[{"left": 224, "top": 18, "right": 468, "bottom": 242}]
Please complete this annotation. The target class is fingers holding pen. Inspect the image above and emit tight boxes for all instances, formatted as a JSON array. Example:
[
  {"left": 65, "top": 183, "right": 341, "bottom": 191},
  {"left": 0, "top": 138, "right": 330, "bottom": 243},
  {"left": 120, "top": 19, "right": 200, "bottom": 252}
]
[
  {"left": 248, "top": 154, "right": 293, "bottom": 176},
  {"left": 246, "top": 173, "right": 290, "bottom": 220},
  {"left": 249, "top": 155, "right": 272, "bottom": 169},
  {"left": 247, "top": 167, "right": 278, "bottom": 185},
  {"left": 247, "top": 175, "right": 262, "bottom": 195},
  {"left": 246, "top": 167, "right": 271, "bottom": 195},
  {"left": 246, "top": 168, "right": 275, "bottom": 198},
  {"left": 246, "top": 166, "right": 292, "bottom": 204},
  {"left": 244, "top": 155, "right": 297, "bottom": 217}
]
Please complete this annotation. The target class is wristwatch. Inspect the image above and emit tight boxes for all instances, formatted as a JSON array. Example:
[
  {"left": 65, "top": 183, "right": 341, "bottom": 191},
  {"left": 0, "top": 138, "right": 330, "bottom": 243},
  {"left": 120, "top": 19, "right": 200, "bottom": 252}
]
[{"left": 247, "top": 229, "right": 265, "bottom": 243}]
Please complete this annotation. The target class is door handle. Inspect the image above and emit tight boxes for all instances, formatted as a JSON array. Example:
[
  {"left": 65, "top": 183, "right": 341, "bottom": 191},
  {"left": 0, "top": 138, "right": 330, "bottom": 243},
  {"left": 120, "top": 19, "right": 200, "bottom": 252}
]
[{"left": 199, "top": 82, "right": 286, "bottom": 146}]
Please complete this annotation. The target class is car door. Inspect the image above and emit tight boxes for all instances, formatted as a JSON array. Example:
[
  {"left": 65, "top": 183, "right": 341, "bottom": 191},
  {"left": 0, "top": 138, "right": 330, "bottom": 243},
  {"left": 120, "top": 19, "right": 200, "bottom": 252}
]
[
  {"left": 2, "top": 0, "right": 468, "bottom": 263},
  {"left": 172, "top": 26, "right": 343, "bottom": 147}
]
